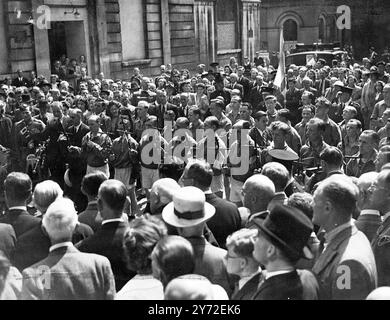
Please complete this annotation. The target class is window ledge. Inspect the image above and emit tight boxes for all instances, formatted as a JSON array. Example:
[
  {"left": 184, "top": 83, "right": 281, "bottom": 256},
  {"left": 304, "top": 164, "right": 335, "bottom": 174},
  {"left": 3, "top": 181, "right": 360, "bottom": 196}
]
[
  {"left": 122, "top": 59, "right": 152, "bottom": 68},
  {"left": 217, "top": 49, "right": 242, "bottom": 55}
]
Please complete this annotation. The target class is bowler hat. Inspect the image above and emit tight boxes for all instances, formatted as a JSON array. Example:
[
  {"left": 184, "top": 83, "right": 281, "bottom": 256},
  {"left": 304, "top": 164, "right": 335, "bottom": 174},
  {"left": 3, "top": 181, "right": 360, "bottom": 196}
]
[
  {"left": 162, "top": 186, "right": 215, "bottom": 228},
  {"left": 252, "top": 204, "right": 313, "bottom": 261}
]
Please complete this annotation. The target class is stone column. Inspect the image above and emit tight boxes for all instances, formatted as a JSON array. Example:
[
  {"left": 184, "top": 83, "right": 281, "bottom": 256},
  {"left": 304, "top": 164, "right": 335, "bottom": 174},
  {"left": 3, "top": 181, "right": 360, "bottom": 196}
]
[
  {"left": 194, "top": 0, "right": 216, "bottom": 67},
  {"left": 241, "top": 0, "right": 261, "bottom": 62}
]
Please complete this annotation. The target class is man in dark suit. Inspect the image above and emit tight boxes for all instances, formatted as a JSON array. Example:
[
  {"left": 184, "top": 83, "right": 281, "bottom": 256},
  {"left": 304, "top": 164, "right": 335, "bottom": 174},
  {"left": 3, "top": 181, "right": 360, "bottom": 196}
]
[
  {"left": 252, "top": 204, "right": 319, "bottom": 300},
  {"left": 148, "top": 90, "right": 178, "bottom": 132},
  {"left": 12, "top": 180, "right": 93, "bottom": 271},
  {"left": 0, "top": 172, "right": 40, "bottom": 238},
  {"left": 250, "top": 111, "right": 273, "bottom": 151},
  {"left": 355, "top": 172, "right": 382, "bottom": 242},
  {"left": 0, "top": 223, "right": 16, "bottom": 259},
  {"left": 315, "top": 69, "right": 331, "bottom": 97},
  {"left": 35, "top": 101, "right": 72, "bottom": 188},
  {"left": 312, "top": 175, "right": 377, "bottom": 299},
  {"left": 249, "top": 75, "right": 266, "bottom": 113},
  {"left": 21, "top": 197, "right": 115, "bottom": 300},
  {"left": 12, "top": 70, "right": 30, "bottom": 88},
  {"left": 76, "top": 180, "right": 133, "bottom": 291},
  {"left": 183, "top": 160, "right": 241, "bottom": 249},
  {"left": 237, "top": 66, "right": 251, "bottom": 102},
  {"left": 226, "top": 73, "right": 244, "bottom": 98},
  {"left": 225, "top": 229, "right": 263, "bottom": 300},
  {"left": 209, "top": 75, "right": 231, "bottom": 105}
]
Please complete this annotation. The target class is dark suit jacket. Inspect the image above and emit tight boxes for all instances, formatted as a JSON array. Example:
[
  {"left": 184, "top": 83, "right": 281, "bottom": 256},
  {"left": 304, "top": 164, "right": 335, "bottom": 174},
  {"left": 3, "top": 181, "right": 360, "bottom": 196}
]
[
  {"left": 205, "top": 193, "right": 241, "bottom": 249},
  {"left": 22, "top": 245, "right": 115, "bottom": 300},
  {"left": 253, "top": 270, "right": 319, "bottom": 300},
  {"left": 12, "top": 77, "right": 30, "bottom": 87},
  {"left": 313, "top": 225, "right": 377, "bottom": 300},
  {"left": 226, "top": 83, "right": 244, "bottom": 97},
  {"left": 315, "top": 78, "right": 331, "bottom": 96},
  {"left": 371, "top": 216, "right": 390, "bottom": 286},
  {"left": 186, "top": 236, "right": 233, "bottom": 296},
  {"left": 210, "top": 89, "right": 232, "bottom": 105},
  {"left": 238, "top": 76, "right": 251, "bottom": 101},
  {"left": 76, "top": 220, "right": 134, "bottom": 291},
  {"left": 148, "top": 103, "right": 178, "bottom": 129},
  {"left": 231, "top": 272, "right": 262, "bottom": 300},
  {"left": 249, "top": 86, "right": 265, "bottom": 113},
  {"left": 0, "top": 209, "right": 40, "bottom": 238},
  {"left": 249, "top": 127, "right": 273, "bottom": 150},
  {"left": 67, "top": 123, "right": 90, "bottom": 148},
  {"left": 355, "top": 213, "right": 382, "bottom": 243},
  {"left": 0, "top": 223, "right": 16, "bottom": 259},
  {"left": 12, "top": 221, "right": 93, "bottom": 271},
  {"left": 77, "top": 202, "right": 101, "bottom": 232}
]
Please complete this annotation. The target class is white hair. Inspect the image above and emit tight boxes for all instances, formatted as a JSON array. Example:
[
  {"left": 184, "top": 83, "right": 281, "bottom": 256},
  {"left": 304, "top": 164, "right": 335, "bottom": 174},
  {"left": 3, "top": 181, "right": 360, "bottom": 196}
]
[{"left": 43, "top": 198, "right": 78, "bottom": 240}]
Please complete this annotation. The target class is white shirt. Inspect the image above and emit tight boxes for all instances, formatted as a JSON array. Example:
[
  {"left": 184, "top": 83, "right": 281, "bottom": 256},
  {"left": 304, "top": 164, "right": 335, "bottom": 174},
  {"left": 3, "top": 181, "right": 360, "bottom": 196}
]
[
  {"left": 49, "top": 241, "right": 73, "bottom": 252},
  {"left": 101, "top": 218, "right": 124, "bottom": 226},
  {"left": 74, "top": 123, "right": 82, "bottom": 133}
]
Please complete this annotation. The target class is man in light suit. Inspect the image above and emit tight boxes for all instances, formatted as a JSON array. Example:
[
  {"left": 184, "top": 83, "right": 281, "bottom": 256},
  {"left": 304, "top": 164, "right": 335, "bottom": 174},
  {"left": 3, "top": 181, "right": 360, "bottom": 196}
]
[
  {"left": 21, "top": 198, "right": 115, "bottom": 300},
  {"left": 370, "top": 169, "right": 390, "bottom": 287},
  {"left": 355, "top": 172, "right": 382, "bottom": 242},
  {"left": 312, "top": 175, "right": 377, "bottom": 300}
]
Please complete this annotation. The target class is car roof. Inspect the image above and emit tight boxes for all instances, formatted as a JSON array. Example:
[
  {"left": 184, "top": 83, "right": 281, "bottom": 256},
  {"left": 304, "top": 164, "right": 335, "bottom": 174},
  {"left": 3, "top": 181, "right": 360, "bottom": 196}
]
[{"left": 287, "top": 50, "right": 345, "bottom": 57}]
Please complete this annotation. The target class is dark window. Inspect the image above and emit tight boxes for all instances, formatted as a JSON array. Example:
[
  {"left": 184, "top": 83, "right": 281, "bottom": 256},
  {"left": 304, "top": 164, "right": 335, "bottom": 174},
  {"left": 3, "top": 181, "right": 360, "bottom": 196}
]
[
  {"left": 283, "top": 19, "right": 298, "bottom": 41},
  {"left": 319, "top": 18, "right": 325, "bottom": 41},
  {"left": 216, "top": 0, "right": 239, "bottom": 50}
]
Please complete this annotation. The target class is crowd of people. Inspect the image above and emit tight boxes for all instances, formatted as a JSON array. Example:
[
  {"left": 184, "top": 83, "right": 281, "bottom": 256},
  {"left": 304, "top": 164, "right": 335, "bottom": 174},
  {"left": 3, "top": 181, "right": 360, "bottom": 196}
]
[{"left": 1, "top": 47, "right": 390, "bottom": 300}]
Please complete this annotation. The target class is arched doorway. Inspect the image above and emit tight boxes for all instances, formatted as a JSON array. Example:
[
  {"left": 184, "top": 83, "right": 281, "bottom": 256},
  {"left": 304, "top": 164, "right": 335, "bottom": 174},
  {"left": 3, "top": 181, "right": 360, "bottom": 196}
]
[
  {"left": 318, "top": 16, "right": 326, "bottom": 42},
  {"left": 283, "top": 19, "right": 298, "bottom": 42}
]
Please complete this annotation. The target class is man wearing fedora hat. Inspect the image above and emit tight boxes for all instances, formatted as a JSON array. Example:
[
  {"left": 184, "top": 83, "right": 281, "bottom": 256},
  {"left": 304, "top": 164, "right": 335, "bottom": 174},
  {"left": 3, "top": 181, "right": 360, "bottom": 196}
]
[
  {"left": 251, "top": 204, "right": 319, "bottom": 300},
  {"left": 312, "top": 175, "right": 377, "bottom": 300},
  {"left": 162, "top": 186, "right": 233, "bottom": 295}
]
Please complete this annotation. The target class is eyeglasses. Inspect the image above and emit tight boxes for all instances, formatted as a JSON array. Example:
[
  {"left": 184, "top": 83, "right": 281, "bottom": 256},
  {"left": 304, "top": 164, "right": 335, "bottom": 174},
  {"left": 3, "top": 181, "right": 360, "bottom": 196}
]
[
  {"left": 369, "top": 182, "right": 387, "bottom": 192},
  {"left": 224, "top": 254, "right": 242, "bottom": 261},
  {"left": 240, "top": 188, "right": 247, "bottom": 197}
]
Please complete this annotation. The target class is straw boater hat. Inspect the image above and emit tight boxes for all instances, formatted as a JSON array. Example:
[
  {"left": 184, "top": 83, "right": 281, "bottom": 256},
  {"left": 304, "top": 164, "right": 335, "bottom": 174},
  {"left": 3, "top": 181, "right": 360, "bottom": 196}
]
[{"left": 162, "top": 186, "right": 215, "bottom": 228}]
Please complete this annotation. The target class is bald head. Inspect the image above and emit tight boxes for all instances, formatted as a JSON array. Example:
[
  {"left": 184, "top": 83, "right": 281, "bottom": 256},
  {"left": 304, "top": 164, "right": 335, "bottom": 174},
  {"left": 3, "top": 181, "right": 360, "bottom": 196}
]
[
  {"left": 243, "top": 174, "right": 275, "bottom": 213},
  {"left": 357, "top": 172, "right": 378, "bottom": 210},
  {"left": 150, "top": 178, "right": 180, "bottom": 214},
  {"left": 366, "top": 287, "right": 390, "bottom": 300},
  {"left": 165, "top": 276, "right": 228, "bottom": 300}
]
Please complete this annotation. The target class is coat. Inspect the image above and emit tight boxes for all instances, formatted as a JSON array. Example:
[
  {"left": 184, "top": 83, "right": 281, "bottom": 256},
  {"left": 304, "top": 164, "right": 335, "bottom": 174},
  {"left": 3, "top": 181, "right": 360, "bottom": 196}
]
[
  {"left": 371, "top": 215, "right": 390, "bottom": 287},
  {"left": 231, "top": 272, "right": 262, "bottom": 300},
  {"left": 205, "top": 193, "right": 241, "bottom": 249},
  {"left": 186, "top": 236, "right": 233, "bottom": 296},
  {"left": 21, "top": 245, "right": 115, "bottom": 300},
  {"left": 355, "top": 213, "right": 382, "bottom": 243},
  {"left": 12, "top": 221, "right": 93, "bottom": 271},
  {"left": 0, "top": 223, "right": 16, "bottom": 259},
  {"left": 312, "top": 224, "right": 377, "bottom": 300},
  {"left": 66, "top": 123, "right": 90, "bottom": 148},
  {"left": 252, "top": 270, "right": 319, "bottom": 300},
  {"left": 0, "top": 209, "right": 41, "bottom": 238},
  {"left": 76, "top": 220, "right": 134, "bottom": 291}
]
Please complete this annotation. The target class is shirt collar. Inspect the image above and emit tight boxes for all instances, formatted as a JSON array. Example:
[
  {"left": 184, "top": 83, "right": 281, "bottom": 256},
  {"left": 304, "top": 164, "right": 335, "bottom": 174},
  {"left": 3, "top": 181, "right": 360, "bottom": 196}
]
[
  {"left": 101, "top": 218, "right": 124, "bottom": 225},
  {"left": 383, "top": 212, "right": 390, "bottom": 222},
  {"left": 8, "top": 206, "right": 27, "bottom": 211},
  {"left": 360, "top": 209, "right": 380, "bottom": 216},
  {"left": 325, "top": 219, "right": 354, "bottom": 244},
  {"left": 75, "top": 123, "right": 82, "bottom": 131},
  {"left": 204, "top": 189, "right": 213, "bottom": 195},
  {"left": 49, "top": 242, "right": 73, "bottom": 252},
  {"left": 264, "top": 269, "right": 295, "bottom": 280},
  {"left": 238, "top": 268, "right": 262, "bottom": 290},
  {"left": 88, "top": 200, "right": 98, "bottom": 206}
]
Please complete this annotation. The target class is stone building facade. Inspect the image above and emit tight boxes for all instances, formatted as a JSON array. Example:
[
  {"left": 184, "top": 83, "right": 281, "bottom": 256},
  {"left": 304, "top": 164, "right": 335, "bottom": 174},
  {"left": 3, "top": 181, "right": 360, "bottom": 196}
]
[{"left": 1, "top": 0, "right": 263, "bottom": 80}]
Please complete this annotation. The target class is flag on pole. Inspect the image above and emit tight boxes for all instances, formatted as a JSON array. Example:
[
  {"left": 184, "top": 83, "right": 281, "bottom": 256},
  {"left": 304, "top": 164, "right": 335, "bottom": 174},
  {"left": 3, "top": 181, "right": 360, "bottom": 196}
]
[{"left": 274, "top": 29, "right": 286, "bottom": 94}]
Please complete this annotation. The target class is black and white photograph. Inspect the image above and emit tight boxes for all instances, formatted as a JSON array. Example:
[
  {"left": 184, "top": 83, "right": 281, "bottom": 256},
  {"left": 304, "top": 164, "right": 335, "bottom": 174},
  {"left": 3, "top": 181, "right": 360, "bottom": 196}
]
[{"left": 0, "top": 0, "right": 390, "bottom": 305}]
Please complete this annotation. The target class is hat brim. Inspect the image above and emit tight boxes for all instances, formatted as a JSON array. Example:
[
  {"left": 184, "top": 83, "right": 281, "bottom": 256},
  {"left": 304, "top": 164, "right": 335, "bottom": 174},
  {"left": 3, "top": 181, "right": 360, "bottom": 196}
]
[
  {"left": 254, "top": 219, "right": 312, "bottom": 260},
  {"left": 162, "top": 201, "right": 215, "bottom": 228}
]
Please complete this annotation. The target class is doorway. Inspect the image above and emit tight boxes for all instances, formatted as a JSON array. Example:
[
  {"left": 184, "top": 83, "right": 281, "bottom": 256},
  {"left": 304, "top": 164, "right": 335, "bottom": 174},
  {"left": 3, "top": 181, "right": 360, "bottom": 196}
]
[{"left": 48, "top": 21, "right": 87, "bottom": 69}]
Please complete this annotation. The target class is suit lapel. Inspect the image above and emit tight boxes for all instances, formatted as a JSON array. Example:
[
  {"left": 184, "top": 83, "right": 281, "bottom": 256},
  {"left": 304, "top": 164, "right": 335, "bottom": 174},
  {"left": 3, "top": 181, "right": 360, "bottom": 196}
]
[{"left": 313, "top": 225, "right": 355, "bottom": 275}]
